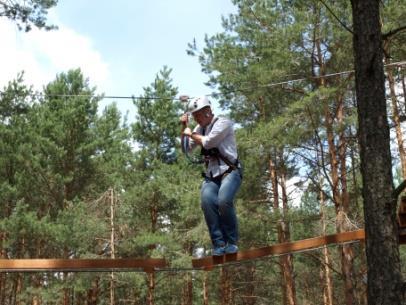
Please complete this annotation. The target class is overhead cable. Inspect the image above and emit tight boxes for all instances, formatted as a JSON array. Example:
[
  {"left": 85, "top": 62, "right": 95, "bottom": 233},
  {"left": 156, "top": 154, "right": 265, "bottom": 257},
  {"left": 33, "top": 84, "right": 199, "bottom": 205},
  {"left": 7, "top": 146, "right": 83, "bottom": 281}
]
[{"left": 0, "top": 61, "right": 404, "bottom": 101}]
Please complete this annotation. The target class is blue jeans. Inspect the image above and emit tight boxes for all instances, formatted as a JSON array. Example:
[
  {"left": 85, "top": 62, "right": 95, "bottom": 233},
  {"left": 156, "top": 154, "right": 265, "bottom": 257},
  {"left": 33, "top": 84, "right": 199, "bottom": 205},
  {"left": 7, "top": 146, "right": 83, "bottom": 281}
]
[{"left": 200, "top": 168, "right": 242, "bottom": 248}]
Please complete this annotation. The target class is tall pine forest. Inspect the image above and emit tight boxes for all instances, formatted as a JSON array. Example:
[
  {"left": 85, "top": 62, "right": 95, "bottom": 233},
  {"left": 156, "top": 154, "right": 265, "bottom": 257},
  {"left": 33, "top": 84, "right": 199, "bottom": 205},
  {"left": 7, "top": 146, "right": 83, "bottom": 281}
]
[{"left": 0, "top": 1, "right": 405, "bottom": 304}]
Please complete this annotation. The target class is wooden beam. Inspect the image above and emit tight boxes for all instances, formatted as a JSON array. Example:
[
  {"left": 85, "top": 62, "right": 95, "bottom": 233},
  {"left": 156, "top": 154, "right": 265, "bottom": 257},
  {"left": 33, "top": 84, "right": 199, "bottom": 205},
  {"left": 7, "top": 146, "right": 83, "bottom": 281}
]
[
  {"left": 192, "top": 229, "right": 366, "bottom": 269},
  {"left": 0, "top": 258, "right": 167, "bottom": 273}
]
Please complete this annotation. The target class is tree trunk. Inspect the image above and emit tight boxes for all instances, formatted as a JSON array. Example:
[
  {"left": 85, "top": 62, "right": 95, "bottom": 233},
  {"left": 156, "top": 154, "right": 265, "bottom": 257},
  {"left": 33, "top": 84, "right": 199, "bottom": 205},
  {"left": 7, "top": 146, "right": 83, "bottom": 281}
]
[
  {"left": 358, "top": 242, "right": 368, "bottom": 305},
  {"left": 316, "top": 29, "right": 356, "bottom": 302},
  {"left": 401, "top": 69, "right": 406, "bottom": 114},
  {"left": 0, "top": 273, "right": 5, "bottom": 305},
  {"left": 319, "top": 187, "right": 334, "bottom": 305},
  {"left": 385, "top": 56, "right": 406, "bottom": 178},
  {"left": 220, "top": 267, "right": 232, "bottom": 305},
  {"left": 269, "top": 158, "right": 286, "bottom": 304},
  {"left": 243, "top": 265, "right": 257, "bottom": 305},
  {"left": 270, "top": 156, "right": 297, "bottom": 305},
  {"left": 0, "top": 232, "right": 6, "bottom": 305},
  {"left": 87, "top": 278, "right": 99, "bottom": 305},
  {"left": 336, "top": 95, "right": 357, "bottom": 305},
  {"left": 14, "top": 274, "right": 23, "bottom": 305},
  {"left": 110, "top": 188, "right": 116, "bottom": 305},
  {"left": 63, "top": 248, "right": 70, "bottom": 305},
  {"left": 316, "top": 34, "right": 357, "bottom": 303},
  {"left": 350, "top": 1, "right": 404, "bottom": 304},
  {"left": 182, "top": 273, "right": 193, "bottom": 305},
  {"left": 203, "top": 272, "right": 209, "bottom": 305},
  {"left": 147, "top": 273, "right": 155, "bottom": 305},
  {"left": 63, "top": 287, "right": 70, "bottom": 305},
  {"left": 151, "top": 192, "right": 158, "bottom": 234},
  {"left": 280, "top": 167, "right": 297, "bottom": 305},
  {"left": 75, "top": 291, "right": 86, "bottom": 305},
  {"left": 15, "top": 236, "right": 25, "bottom": 305},
  {"left": 30, "top": 275, "right": 42, "bottom": 305},
  {"left": 259, "top": 96, "right": 266, "bottom": 121}
]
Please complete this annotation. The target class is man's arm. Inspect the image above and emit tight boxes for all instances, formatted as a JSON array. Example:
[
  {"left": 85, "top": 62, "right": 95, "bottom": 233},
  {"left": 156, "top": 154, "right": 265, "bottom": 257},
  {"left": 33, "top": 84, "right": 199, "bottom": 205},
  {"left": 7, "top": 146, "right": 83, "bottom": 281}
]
[
  {"left": 201, "top": 118, "right": 232, "bottom": 149},
  {"left": 182, "top": 128, "right": 203, "bottom": 146}
]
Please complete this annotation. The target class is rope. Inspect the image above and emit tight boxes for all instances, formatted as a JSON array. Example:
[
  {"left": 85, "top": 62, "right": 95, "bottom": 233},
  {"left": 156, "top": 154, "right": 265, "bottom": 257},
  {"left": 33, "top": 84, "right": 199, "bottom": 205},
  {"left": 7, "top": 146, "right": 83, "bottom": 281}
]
[{"left": 181, "top": 135, "right": 204, "bottom": 165}]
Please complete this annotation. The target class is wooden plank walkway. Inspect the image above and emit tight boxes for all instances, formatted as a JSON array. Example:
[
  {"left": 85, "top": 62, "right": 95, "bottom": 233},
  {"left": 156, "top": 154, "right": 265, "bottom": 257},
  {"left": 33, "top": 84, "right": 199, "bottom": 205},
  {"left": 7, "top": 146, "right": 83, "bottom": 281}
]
[
  {"left": 0, "top": 258, "right": 167, "bottom": 273},
  {"left": 2, "top": 213, "right": 405, "bottom": 273},
  {"left": 192, "top": 229, "right": 366, "bottom": 270}
]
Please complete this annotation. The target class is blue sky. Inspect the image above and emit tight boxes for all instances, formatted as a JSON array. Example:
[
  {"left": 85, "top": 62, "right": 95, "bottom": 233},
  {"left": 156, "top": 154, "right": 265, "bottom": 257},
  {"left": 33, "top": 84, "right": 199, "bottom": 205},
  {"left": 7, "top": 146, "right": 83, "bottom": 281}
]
[{"left": 0, "top": 0, "right": 237, "bottom": 119}]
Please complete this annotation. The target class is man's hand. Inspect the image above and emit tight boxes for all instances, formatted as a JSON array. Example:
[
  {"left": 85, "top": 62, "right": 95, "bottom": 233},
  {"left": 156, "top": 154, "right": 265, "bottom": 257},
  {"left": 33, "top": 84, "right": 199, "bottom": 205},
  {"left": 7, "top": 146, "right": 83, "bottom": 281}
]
[
  {"left": 183, "top": 128, "right": 203, "bottom": 145},
  {"left": 182, "top": 127, "right": 192, "bottom": 137},
  {"left": 180, "top": 114, "right": 189, "bottom": 128}
]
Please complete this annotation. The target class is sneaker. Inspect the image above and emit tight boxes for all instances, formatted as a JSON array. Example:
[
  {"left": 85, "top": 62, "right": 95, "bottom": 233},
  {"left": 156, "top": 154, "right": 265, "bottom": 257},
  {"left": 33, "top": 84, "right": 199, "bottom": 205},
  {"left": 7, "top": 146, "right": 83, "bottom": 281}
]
[
  {"left": 224, "top": 244, "right": 238, "bottom": 254},
  {"left": 212, "top": 246, "right": 225, "bottom": 256}
]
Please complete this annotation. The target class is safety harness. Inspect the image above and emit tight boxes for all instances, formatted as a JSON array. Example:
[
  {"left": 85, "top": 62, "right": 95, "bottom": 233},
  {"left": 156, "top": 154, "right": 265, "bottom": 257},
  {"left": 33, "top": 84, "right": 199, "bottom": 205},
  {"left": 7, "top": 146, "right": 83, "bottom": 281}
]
[
  {"left": 200, "top": 146, "right": 240, "bottom": 181},
  {"left": 185, "top": 117, "right": 241, "bottom": 181}
]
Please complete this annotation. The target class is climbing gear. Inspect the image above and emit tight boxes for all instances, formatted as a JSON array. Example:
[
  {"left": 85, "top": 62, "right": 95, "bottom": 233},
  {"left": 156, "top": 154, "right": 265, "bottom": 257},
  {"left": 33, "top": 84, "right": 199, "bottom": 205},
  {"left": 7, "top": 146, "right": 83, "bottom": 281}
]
[
  {"left": 180, "top": 95, "right": 203, "bottom": 164},
  {"left": 200, "top": 153, "right": 241, "bottom": 182},
  {"left": 181, "top": 135, "right": 205, "bottom": 164},
  {"left": 199, "top": 118, "right": 241, "bottom": 180},
  {"left": 201, "top": 147, "right": 239, "bottom": 171},
  {"left": 187, "top": 96, "right": 212, "bottom": 114},
  {"left": 179, "top": 98, "right": 241, "bottom": 176}
]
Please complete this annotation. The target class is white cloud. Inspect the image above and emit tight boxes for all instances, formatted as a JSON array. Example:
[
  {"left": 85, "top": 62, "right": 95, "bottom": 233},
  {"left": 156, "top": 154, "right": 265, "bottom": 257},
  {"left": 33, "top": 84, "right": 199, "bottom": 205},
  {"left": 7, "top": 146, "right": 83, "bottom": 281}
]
[{"left": 0, "top": 18, "right": 109, "bottom": 92}]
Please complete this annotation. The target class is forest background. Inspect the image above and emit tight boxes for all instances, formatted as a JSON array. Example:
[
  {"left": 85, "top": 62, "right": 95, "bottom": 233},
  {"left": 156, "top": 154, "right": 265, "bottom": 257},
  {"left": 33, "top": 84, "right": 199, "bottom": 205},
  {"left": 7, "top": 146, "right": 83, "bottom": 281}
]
[{"left": 0, "top": 1, "right": 405, "bottom": 305}]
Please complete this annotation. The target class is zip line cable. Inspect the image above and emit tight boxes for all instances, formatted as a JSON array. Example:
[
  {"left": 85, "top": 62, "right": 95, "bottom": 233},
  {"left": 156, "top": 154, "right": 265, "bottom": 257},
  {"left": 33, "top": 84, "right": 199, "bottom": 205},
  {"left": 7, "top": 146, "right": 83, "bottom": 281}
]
[
  {"left": 1, "top": 61, "right": 404, "bottom": 101},
  {"left": 0, "top": 93, "right": 179, "bottom": 101},
  {"left": 218, "top": 60, "right": 406, "bottom": 96}
]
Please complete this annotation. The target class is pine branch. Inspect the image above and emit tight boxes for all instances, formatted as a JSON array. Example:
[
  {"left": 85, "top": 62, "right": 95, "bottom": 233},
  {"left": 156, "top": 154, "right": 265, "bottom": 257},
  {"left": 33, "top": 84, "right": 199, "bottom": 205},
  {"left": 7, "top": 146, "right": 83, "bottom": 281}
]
[
  {"left": 382, "top": 25, "right": 406, "bottom": 40},
  {"left": 392, "top": 180, "right": 406, "bottom": 200},
  {"left": 318, "top": 0, "right": 354, "bottom": 35}
]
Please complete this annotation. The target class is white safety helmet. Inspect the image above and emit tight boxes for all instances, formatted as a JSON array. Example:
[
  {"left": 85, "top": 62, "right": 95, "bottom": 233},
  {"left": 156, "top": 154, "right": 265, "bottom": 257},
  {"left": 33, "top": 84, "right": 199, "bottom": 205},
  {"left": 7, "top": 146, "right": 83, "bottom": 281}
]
[{"left": 187, "top": 96, "right": 211, "bottom": 114}]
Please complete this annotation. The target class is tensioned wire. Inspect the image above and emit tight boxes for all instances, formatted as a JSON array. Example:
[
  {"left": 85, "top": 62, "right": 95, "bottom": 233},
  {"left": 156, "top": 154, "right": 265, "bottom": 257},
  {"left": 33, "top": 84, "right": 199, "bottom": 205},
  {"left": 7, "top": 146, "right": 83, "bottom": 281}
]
[{"left": 1, "top": 61, "right": 404, "bottom": 101}]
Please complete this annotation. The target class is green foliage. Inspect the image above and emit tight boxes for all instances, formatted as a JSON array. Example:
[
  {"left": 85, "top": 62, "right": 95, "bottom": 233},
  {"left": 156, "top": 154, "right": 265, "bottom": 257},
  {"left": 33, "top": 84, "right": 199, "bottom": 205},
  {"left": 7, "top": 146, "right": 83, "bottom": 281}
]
[
  {"left": 92, "top": 103, "right": 134, "bottom": 192},
  {"left": 0, "top": 1, "right": 405, "bottom": 303},
  {"left": 0, "top": 0, "right": 58, "bottom": 31},
  {"left": 33, "top": 69, "right": 101, "bottom": 204},
  {"left": 0, "top": 75, "right": 35, "bottom": 218},
  {"left": 132, "top": 66, "right": 182, "bottom": 164},
  {"left": 52, "top": 200, "right": 108, "bottom": 256},
  {"left": 0, "top": 201, "right": 53, "bottom": 254}
]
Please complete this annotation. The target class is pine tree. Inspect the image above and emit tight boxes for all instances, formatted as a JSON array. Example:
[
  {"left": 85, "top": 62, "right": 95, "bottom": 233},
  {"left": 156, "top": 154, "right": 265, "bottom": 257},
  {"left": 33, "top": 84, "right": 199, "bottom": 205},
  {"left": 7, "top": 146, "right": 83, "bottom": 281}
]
[
  {"left": 351, "top": 1, "right": 404, "bottom": 304},
  {"left": 0, "top": 0, "right": 57, "bottom": 31},
  {"left": 132, "top": 66, "right": 181, "bottom": 164}
]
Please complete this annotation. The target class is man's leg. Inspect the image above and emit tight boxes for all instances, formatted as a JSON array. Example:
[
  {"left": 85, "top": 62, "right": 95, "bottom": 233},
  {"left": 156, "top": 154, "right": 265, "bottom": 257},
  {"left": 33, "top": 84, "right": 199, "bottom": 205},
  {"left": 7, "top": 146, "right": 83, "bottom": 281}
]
[
  {"left": 201, "top": 179, "right": 225, "bottom": 254},
  {"left": 218, "top": 169, "right": 242, "bottom": 249}
]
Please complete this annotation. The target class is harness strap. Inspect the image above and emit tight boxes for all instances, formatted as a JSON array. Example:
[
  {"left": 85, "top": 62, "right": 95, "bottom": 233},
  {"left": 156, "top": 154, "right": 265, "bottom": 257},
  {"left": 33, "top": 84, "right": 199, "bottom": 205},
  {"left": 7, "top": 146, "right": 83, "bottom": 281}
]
[
  {"left": 183, "top": 117, "right": 240, "bottom": 176},
  {"left": 182, "top": 135, "right": 204, "bottom": 164},
  {"left": 216, "top": 150, "right": 239, "bottom": 170},
  {"left": 201, "top": 117, "right": 239, "bottom": 172}
]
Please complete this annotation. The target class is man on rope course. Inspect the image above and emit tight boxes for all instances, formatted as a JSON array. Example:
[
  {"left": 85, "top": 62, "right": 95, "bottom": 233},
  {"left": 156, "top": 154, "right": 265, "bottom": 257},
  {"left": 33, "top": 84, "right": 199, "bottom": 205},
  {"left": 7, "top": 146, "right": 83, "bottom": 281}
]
[{"left": 180, "top": 95, "right": 242, "bottom": 256}]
